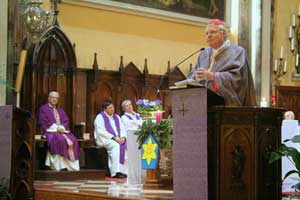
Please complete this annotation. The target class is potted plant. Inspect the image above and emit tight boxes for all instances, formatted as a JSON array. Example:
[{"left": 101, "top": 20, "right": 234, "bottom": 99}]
[
  {"left": 270, "top": 135, "right": 300, "bottom": 196},
  {"left": 0, "top": 178, "right": 12, "bottom": 200},
  {"left": 135, "top": 118, "right": 172, "bottom": 188},
  {"left": 135, "top": 118, "right": 172, "bottom": 149}
]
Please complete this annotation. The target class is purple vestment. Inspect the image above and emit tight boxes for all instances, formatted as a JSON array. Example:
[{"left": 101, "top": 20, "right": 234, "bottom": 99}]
[
  {"left": 38, "top": 104, "right": 80, "bottom": 160},
  {"left": 124, "top": 113, "right": 140, "bottom": 120},
  {"left": 190, "top": 44, "right": 256, "bottom": 106},
  {"left": 100, "top": 112, "right": 127, "bottom": 164}
]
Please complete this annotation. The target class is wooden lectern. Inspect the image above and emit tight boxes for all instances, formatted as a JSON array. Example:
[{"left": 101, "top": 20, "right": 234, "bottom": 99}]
[
  {"left": 172, "top": 87, "right": 284, "bottom": 200},
  {"left": 172, "top": 87, "right": 224, "bottom": 200},
  {"left": 0, "top": 105, "right": 34, "bottom": 200}
]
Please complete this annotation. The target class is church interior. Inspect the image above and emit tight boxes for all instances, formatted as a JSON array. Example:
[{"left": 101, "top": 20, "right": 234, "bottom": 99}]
[{"left": 1, "top": 0, "right": 300, "bottom": 199}]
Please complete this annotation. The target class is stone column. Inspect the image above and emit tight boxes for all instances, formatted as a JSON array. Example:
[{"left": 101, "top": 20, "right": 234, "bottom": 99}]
[{"left": 0, "top": 0, "right": 8, "bottom": 105}]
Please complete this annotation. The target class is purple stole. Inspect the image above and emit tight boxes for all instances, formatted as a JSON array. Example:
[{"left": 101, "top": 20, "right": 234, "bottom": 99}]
[
  {"left": 100, "top": 112, "right": 126, "bottom": 164},
  {"left": 124, "top": 113, "right": 140, "bottom": 120}
]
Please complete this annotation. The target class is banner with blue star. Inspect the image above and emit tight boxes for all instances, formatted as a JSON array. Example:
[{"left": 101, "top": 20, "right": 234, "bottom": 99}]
[{"left": 141, "top": 134, "right": 159, "bottom": 169}]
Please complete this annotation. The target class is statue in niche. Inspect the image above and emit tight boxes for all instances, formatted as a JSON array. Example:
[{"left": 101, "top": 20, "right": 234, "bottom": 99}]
[{"left": 231, "top": 144, "right": 245, "bottom": 191}]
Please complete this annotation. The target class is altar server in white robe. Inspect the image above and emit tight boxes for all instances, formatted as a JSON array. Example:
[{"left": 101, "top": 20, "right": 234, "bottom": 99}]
[
  {"left": 121, "top": 99, "right": 143, "bottom": 185},
  {"left": 282, "top": 110, "right": 300, "bottom": 193},
  {"left": 94, "top": 99, "right": 127, "bottom": 178}
]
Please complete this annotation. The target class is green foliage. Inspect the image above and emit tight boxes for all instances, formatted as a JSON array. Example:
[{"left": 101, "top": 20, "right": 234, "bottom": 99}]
[
  {"left": 0, "top": 178, "right": 12, "bottom": 200},
  {"left": 269, "top": 135, "right": 300, "bottom": 191},
  {"left": 135, "top": 118, "right": 172, "bottom": 149},
  {"left": 0, "top": 65, "right": 14, "bottom": 91}
]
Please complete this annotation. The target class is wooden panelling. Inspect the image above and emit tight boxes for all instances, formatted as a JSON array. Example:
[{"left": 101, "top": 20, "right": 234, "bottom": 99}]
[
  {"left": 74, "top": 70, "right": 87, "bottom": 131},
  {"left": 85, "top": 56, "right": 186, "bottom": 138},
  {"left": 208, "top": 107, "right": 284, "bottom": 200},
  {"left": 275, "top": 85, "right": 300, "bottom": 118}
]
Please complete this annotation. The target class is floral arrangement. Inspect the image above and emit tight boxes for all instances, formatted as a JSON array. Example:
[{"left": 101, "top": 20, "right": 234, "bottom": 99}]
[
  {"left": 135, "top": 118, "right": 172, "bottom": 149},
  {"left": 136, "top": 99, "right": 163, "bottom": 118}
]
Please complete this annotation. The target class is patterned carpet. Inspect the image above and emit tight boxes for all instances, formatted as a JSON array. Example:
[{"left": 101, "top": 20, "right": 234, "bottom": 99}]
[{"left": 34, "top": 179, "right": 173, "bottom": 199}]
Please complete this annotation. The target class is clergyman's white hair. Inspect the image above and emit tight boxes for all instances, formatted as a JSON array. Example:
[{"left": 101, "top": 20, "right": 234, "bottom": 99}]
[
  {"left": 48, "top": 91, "right": 59, "bottom": 98},
  {"left": 121, "top": 99, "right": 131, "bottom": 111}
]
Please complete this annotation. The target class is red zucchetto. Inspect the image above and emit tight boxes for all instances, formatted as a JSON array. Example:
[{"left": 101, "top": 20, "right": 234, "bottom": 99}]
[{"left": 208, "top": 19, "right": 225, "bottom": 25}]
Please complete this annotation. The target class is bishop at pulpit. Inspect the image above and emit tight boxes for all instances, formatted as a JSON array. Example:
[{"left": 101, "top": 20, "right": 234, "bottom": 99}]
[{"left": 172, "top": 87, "right": 284, "bottom": 200}]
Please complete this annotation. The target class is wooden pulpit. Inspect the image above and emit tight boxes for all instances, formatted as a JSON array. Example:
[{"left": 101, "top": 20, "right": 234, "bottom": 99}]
[
  {"left": 0, "top": 105, "right": 34, "bottom": 200},
  {"left": 172, "top": 87, "right": 283, "bottom": 200},
  {"left": 172, "top": 87, "right": 224, "bottom": 200}
]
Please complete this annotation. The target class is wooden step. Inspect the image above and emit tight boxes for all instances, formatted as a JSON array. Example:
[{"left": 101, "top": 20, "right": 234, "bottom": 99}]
[{"left": 35, "top": 169, "right": 106, "bottom": 181}]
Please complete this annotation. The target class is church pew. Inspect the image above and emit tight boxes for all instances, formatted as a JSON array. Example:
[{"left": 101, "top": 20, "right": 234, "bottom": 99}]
[{"left": 34, "top": 136, "right": 109, "bottom": 180}]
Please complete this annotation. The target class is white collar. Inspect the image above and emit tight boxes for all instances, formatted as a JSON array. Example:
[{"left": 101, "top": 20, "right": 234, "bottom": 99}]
[
  {"left": 125, "top": 111, "right": 137, "bottom": 116},
  {"left": 48, "top": 103, "right": 56, "bottom": 108},
  {"left": 104, "top": 111, "right": 114, "bottom": 119},
  {"left": 213, "top": 39, "right": 231, "bottom": 54}
]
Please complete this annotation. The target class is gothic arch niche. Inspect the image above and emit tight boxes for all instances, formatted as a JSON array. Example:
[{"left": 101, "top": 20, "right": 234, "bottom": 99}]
[
  {"left": 22, "top": 24, "right": 77, "bottom": 129},
  {"left": 144, "top": 86, "right": 158, "bottom": 101},
  {"left": 122, "top": 83, "right": 138, "bottom": 110},
  {"left": 88, "top": 82, "right": 113, "bottom": 134},
  {"left": 121, "top": 62, "right": 143, "bottom": 110}
]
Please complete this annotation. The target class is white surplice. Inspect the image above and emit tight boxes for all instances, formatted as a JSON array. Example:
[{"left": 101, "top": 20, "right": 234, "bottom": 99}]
[
  {"left": 281, "top": 120, "right": 300, "bottom": 193},
  {"left": 121, "top": 112, "right": 143, "bottom": 185}
]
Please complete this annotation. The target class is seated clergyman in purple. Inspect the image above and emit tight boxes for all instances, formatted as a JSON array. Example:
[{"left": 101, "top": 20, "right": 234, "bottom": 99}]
[
  {"left": 94, "top": 99, "right": 127, "bottom": 178},
  {"left": 38, "top": 91, "right": 80, "bottom": 171}
]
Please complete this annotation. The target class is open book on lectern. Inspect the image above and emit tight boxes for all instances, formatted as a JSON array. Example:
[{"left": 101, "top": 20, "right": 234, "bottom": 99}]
[{"left": 169, "top": 78, "right": 205, "bottom": 89}]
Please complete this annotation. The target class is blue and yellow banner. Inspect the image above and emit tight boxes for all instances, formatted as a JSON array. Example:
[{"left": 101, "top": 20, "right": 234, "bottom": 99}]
[{"left": 141, "top": 134, "right": 159, "bottom": 169}]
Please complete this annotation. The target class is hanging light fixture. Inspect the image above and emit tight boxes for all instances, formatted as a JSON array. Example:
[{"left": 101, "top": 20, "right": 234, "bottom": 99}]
[{"left": 23, "top": 0, "right": 51, "bottom": 41}]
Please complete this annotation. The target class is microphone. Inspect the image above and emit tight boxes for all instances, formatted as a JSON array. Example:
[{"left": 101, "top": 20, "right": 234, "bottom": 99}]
[
  {"left": 156, "top": 48, "right": 205, "bottom": 94},
  {"left": 172, "top": 47, "right": 205, "bottom": 70}
]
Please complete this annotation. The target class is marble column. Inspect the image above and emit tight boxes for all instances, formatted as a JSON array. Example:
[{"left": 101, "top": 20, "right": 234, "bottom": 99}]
[{"left": 0, "top": 0, "right": 8, "bottom": 105}]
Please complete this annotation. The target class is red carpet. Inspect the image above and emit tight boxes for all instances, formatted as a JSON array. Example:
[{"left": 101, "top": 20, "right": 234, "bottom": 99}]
[
  {"left": 104, "top": 176, "right": 126, "bottom": 182},
  {"left": 283, "top": 191, "right": 300, "bottom": 196}
]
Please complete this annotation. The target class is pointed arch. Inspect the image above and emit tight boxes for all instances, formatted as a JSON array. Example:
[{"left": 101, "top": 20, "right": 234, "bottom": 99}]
[{"left": 22, "top": 24, "right": 77, "bottom": 129}]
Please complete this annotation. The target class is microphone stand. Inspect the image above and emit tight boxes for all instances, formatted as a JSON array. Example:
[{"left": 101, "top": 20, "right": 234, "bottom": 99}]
[
  {"left": 172, "top": 48, "right": 205, "bottom": 70},
  {"left": 156, "top": 48, "right": 205, "bottom": 96}
]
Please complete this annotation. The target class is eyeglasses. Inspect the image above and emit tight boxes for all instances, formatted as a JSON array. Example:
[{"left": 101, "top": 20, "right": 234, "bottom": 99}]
[{"left": 205, "top": 30, "right": 222, "bottom": 36}]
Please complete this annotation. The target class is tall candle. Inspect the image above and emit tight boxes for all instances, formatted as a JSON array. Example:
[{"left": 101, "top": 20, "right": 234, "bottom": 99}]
[
  {"left": 289, "top": 26, "right": 293, "bottom": 39},
  {"left": 15, "top": 50, "right": 28, "bottom": 93},
  {"left": 292, "top": 38, "right": 295, "bottom": 51},
  {"left": 280, "top": 46, "right": 284, "bottom": 59},
  {"left": 155, "top": 111, "right": 162, "bottom": 123},
  {"left": 284, "top": 60, "right": 287, "bottom": 72},
  {"left": 296, "top": 54, "right": 299, "bottom": 66},
  {"left": 292, "top": 15, "right": 296, "bottom": 27},
  {"left": 274, "top": 59, "right": 278, "bottom": 72},
  {"left": 260, "top": 97, "right": 268, "bottom": 107}
]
